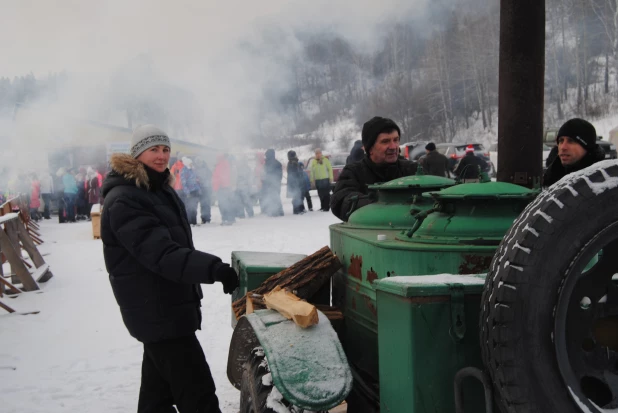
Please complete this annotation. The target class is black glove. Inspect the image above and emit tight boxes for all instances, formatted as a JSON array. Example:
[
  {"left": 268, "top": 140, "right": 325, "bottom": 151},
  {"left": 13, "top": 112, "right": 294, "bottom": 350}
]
[{"left": 215, "top": 264, "right": 239, "bottom": 294}]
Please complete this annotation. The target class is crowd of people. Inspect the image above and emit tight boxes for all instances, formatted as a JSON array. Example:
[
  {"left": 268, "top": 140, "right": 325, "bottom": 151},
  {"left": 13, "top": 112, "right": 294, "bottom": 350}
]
[
  {"left": 0, "top": 147, "right": 333, "bottom": 227},
  {"left": 0, "top": 167, "right": 104, "bottom": 223}
]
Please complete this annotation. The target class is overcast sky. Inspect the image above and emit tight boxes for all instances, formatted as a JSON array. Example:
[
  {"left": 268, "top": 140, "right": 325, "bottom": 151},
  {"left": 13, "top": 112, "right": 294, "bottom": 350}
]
[
  {"left": 2, "top": 0, "right": 432, "bottom": 147},
  {"left": 1, "top": 0, "right": 429, "bottom": 79}
]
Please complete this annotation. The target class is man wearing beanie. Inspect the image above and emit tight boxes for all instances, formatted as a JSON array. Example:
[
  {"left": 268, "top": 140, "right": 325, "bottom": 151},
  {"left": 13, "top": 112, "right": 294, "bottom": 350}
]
[
  {"left": 421, "top": 142, "right": 450, "bottom": 177},
  {"left": 544, "top": 118, "right": 606, "bottom": 187},
  {"left": 331, "top": 116, "right": 417, "bottom": 221},
  {"left": 100, "top": 124, "right": 238, "bottom": 412}
]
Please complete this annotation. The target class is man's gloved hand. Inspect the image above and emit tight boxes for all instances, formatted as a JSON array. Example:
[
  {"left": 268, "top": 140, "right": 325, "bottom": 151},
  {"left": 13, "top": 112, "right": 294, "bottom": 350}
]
[{"left": 215, "top": 264, "right": 239, "bottom": 294}]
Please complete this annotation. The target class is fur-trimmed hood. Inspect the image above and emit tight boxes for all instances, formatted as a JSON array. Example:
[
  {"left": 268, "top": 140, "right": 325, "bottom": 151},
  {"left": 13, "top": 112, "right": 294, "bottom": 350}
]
[{"left": 101, "top": 153, "right": 174, "bottom": 197}]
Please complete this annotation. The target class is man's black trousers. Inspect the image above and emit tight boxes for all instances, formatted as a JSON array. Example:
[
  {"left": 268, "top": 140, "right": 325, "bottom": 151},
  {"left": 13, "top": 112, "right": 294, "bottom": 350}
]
[
  {"left": 315, "top": 179, "right": 331, "bottom": 211},
  {"left": 138, "top": 334, "right": 221, "bottom": 413}
]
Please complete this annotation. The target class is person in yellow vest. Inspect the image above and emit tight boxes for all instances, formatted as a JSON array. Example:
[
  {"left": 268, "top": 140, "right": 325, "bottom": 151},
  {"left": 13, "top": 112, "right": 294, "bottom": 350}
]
[{"left": 309, "top": 148, "right": 334, "bottom": 212}]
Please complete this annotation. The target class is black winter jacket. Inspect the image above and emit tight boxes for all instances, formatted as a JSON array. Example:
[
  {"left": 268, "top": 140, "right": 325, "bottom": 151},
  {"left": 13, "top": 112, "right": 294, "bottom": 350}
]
[
  {"left": 330, "top": 156, "right": 417, "bottom": 221},
  {"left": 286, "top": 160, "right": 304, "bottom": 195},
  {"left": 422, "top": 150, "right": 450, "bottom": 177},
  {"left": 454, "top": 153, "right": 488, "bottom": 179},
  {"left": 101, "top": 154, "right": 225, "bottom": 343},
  {"left": 543, "top": 145, "right": 605, "bottom": 187}
]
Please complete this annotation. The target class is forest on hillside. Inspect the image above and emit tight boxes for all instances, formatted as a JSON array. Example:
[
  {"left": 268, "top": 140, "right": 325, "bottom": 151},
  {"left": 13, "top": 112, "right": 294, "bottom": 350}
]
[{"left": 2, "top": 0, "right": 617, "bottom": 148}]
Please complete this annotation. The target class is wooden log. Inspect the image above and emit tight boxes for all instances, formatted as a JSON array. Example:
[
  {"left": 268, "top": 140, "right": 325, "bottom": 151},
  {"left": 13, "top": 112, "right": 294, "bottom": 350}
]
[
  {"left": 246, "top": 293, "right": 255, "bottom": 315},
  {"left": 232, "top": 246, "right": 341, "bottom": 319},
  {"left": 263, "top": 286, "right": 318, "bottom": 328}
]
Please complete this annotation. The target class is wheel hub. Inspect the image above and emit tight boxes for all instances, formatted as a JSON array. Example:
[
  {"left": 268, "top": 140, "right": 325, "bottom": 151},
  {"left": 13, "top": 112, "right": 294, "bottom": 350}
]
[{"left": 555, "top": 224, "right": 618, "bottom": 411}]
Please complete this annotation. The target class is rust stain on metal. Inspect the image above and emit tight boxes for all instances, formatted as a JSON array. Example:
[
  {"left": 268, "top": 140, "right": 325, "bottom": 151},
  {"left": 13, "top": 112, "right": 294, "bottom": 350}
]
[
  {"left": 366, "top": 269, "right": 378, "bottom": 284},
  {"left": 363, "top": 295, "right": 377, "bottom": 316},
  {"left": 351, "top": 296, "right": 357, "bottom": 310},
  {"left": 348, "top": 255, "right": 363, "bottom": 280},
  {"left": 459, "top": 255, "right": 492, "bottom": 274}
]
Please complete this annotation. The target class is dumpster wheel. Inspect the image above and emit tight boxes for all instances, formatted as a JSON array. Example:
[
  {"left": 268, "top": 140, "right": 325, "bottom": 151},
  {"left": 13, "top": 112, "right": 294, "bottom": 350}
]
[
  {"left": 480, "top": 161, "right": 618, "bottom": 413},
  {"left": 240, "top": 347, "right": 327, "bottom": 413}
]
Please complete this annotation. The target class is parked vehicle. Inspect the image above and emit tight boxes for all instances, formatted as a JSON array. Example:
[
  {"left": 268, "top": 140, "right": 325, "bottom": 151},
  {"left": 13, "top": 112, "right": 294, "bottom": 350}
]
[
  {"left": 399, "top": 141, "right": 430, "bottom": 161},
  {"left": 434, "top": 142, "right": 496, "bottom": 177},
  {"left": 489, "top": 141, "right": 553, "bottom": 172}
]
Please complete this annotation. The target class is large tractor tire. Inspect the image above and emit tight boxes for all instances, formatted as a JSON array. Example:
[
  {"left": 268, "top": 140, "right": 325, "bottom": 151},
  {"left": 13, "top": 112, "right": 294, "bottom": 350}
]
[
  {"left": 239, "top": 347, "right": 326, "bottom": 413},
  {"left": 480, "top": 161, "right": 618, "bottom": 413}
]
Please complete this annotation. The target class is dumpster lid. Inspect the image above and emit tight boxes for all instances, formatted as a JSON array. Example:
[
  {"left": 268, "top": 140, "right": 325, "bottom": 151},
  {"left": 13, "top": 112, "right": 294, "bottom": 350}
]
[
  {"left": 425, "top": 181, "right": 537, "bottom": 200},
  {"left": 368, "top": 174, "right": 455, "bottom": 190},
  {"left": 231, "top": 251, "right": 307, "bottom": 273},
  {"left": 375, "top": 274, "right": 487, "bottom": 297}
]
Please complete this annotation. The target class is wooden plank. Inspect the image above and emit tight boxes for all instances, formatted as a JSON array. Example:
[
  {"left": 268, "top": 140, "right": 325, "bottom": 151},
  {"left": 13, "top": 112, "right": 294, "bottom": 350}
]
[
  {"left": 0, "top": 230, "right": 39, "bottom": 291},
  {"left": 31, "top": 263, "right": 51, "bottom": 283},
  {"left": 0, "top": 213, "right": 19, "bottom": 225},
  {"left": 29, "top": 234, "right": 44, "bottom": 245},
  {"left": 0, "top": 241, "right": 3, "bottom": 296},
  {"left": 16, "top": 220, "right": 46, "bottom": 268},
  {"left": 0, "top": 300, "right": 15, "bottom": 313},
  {"left": 0, "top": 277, "right": 23, "bottom": 294},
  {"left": 28, "top": 228, "right": 42, "bottom": 237},
  {"left": 263, "top": 286, "right": 319, "bottom": 328}
]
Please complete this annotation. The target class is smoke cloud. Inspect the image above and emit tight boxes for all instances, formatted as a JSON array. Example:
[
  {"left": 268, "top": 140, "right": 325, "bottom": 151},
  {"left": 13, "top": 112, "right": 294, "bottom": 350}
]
[{"left": 1, "top": 0, "right": 433, "bottom": 153}]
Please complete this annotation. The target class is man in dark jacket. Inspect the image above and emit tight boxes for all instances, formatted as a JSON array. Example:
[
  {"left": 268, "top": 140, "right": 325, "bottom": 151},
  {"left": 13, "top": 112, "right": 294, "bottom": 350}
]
[
  {"left": 261, "top": 149, "right": 284, "bottom": 216},
  {"left": 331, "top": 116, "right": 417, "bottom": 221},
  {"left": 543, "top": 118, "right": 606, "bottom": 187},
  {"left": 101, "top": 124, "right": 239, "bottom": 413},
  {"left": 454, "top": 146, "right": 488, "bottom": 182},
  {"left": 286, "top": 150, "right": 305, "bottom": 214},
  {"left": 346, "top": 140, "right": 364, "bottom": 165},
  {"left": 421, "top": 142, "right": 450, "bottom": 177}
]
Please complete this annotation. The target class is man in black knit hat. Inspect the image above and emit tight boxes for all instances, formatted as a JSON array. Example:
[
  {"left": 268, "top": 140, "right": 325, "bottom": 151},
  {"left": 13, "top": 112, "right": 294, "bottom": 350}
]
[
  {"left": 544, "top": 118, "right": 606, "bottom": 187},
  {"left": 330, "top": 116, "right": 417, "bottom": 221}
]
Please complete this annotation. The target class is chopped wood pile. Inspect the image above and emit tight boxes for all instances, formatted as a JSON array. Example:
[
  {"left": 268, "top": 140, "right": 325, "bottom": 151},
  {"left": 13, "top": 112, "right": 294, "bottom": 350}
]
[{"left": 232, "top": 246, "right": 342, "bottom": 326}]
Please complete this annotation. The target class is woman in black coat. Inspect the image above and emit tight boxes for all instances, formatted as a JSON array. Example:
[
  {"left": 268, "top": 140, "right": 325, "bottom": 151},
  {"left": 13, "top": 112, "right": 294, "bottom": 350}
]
[{"left": 101, "top": 124, "right": 238, "bottom": 413}]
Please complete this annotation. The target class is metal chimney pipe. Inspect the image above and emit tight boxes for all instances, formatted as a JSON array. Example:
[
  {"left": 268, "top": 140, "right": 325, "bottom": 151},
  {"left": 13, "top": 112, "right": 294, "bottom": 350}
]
[{"left": 497, "top": 0, "right": 545, "bottom": 188}]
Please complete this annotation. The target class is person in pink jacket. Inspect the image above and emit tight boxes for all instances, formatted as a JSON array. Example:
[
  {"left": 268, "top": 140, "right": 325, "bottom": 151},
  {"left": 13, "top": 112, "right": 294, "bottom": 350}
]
[
  {"left": 29, "top": 173, "right": 41, "bottom": 221},
  {"left": 212, "top": 154, "right": 235, "bottom": 225}
]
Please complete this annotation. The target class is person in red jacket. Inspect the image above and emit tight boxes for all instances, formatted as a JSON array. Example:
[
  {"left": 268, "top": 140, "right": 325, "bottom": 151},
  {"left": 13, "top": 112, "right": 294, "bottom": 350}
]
[
  {"left": 170, "top": 156, "right": 185, "bottom": 200},
  {"left": 212, "top": 154, "right": 235, "bottom": 225},
  {"left": 29, "top": 173, "right": 41, "bottom": 221}
]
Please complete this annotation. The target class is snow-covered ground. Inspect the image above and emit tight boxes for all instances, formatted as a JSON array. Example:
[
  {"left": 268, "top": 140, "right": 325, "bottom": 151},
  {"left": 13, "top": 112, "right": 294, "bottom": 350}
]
[{"left": 0, "top": 191, "right": 339, "bottom": 413}]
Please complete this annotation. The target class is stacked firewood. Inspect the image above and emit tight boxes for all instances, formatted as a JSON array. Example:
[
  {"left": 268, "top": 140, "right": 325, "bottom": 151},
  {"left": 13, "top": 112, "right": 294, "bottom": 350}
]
[{"left": 232, "top": 246, "right": 343, "bottom": 327}]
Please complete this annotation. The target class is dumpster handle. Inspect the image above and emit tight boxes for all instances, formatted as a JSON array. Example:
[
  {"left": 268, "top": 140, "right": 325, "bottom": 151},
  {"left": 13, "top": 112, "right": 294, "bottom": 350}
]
[{"left": 454, "top": 367, "right": 493, "bottom": 413}]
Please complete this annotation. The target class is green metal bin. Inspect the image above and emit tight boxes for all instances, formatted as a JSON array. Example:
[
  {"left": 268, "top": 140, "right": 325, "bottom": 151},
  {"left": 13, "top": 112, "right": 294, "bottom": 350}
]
[
  {"left": 230, "top": 251, "right": 332, "bottom": 328},
  {"left": 375, "top": 274, "right": 488, "bottom": 413}
]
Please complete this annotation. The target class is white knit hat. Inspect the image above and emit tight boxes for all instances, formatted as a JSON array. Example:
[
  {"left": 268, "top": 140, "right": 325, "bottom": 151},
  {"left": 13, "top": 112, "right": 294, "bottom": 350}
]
[{"left": 130, "top": 124, "right": 171, "bottom": 158}]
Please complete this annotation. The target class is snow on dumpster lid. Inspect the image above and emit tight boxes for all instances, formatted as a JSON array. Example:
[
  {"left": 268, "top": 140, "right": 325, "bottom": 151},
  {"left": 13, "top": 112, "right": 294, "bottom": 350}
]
[{"left": 375, "top": 273, "right": 487, "bottom": 297}]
